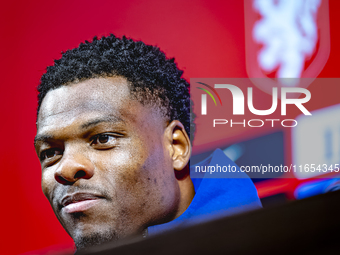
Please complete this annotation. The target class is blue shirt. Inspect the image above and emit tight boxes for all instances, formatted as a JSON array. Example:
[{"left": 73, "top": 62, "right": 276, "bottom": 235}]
[{"left": 148, "top": 149, "right": 262, "bottom": 235}]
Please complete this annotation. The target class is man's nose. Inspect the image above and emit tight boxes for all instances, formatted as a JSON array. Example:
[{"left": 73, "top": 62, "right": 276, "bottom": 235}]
[{"left": 54, "top": 150, "right": 94, "bottom": 185}]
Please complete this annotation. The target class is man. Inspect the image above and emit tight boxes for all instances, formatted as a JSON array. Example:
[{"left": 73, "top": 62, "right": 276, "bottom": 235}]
[{"left": 34, "top": 34, "right": 261, "bottom": 251}]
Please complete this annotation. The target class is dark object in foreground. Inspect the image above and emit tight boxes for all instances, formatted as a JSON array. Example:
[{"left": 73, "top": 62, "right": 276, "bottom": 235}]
[{"left": 77, "top": 190, "right": 340, "bottom": 255}]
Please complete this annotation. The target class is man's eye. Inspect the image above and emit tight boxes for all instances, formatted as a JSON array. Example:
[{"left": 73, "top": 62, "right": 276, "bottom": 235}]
[
  {"left": 40, "top": 148, "right": 62, "bottom": 161},
  {"left": 91, "top": 134, "right": 117, "bottom": 147}
]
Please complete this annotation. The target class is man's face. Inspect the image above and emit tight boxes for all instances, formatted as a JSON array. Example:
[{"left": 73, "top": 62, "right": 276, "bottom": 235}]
[{"left": 35, "top": 77, "right": 181, "bottom": 248}]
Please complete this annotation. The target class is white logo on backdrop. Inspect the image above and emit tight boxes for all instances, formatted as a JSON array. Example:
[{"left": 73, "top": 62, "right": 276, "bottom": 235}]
[{"left": 253, "top": 0, "right": 321, "bottom": 85}]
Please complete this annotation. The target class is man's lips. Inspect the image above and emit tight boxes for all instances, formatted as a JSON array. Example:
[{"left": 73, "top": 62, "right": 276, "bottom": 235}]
[{"left": 61, "top": 193, "right": 104, "bottom": 214}]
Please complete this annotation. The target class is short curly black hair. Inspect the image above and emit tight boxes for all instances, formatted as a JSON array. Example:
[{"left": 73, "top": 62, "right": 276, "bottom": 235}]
[{"left": 37, "top": 34, "right": 194, "bottom": 137}]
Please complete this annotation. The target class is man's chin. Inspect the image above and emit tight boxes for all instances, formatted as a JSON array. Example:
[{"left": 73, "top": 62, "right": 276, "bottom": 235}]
[{"left": 73, "top": 230, "right": 118, "bottom": 251}]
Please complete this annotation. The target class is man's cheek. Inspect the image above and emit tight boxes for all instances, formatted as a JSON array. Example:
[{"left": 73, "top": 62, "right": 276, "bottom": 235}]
[{"left": 41, "top": 170, "right": 56, "bottom": 199}]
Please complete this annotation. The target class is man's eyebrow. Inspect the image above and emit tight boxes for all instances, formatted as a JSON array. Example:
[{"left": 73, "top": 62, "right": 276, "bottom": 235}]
[
  {"left": 34, "top": 116, "right": 124, "bottom": 146},
  {"left": 81, "top": 116, "right": 124, "bottom": 129},
  {"left": 34, "top": 134, "right": 54, "bottom": 146}
]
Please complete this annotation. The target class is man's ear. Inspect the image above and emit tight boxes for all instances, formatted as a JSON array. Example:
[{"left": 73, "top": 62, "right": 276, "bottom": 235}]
[{"left": 165, "top": 120, "right": 191, "bottom": 171}]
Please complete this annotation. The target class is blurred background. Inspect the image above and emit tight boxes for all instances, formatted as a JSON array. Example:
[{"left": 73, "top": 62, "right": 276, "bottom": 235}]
[{"left": 0, "top": 0, "right": 339, "bottom": 254}]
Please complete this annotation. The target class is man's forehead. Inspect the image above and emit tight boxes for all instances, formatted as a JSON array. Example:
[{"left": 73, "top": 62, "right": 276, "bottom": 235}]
[
  {"left": 39, "top": 98, "right": 121, "bottom": 123},
  {"left": 39, "top": 77, "right": 130, "bottom": 116},
  {"left": 37, "top": 77, "right": 136, "bottom": 129},
  {"left": 36, "top": 76, "right": 167, "bottom": 134}
]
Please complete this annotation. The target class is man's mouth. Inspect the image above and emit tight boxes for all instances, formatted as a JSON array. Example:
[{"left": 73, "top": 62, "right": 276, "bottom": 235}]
[{"left": 61, "top": 193, "right": 104, "bottom": 214}]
